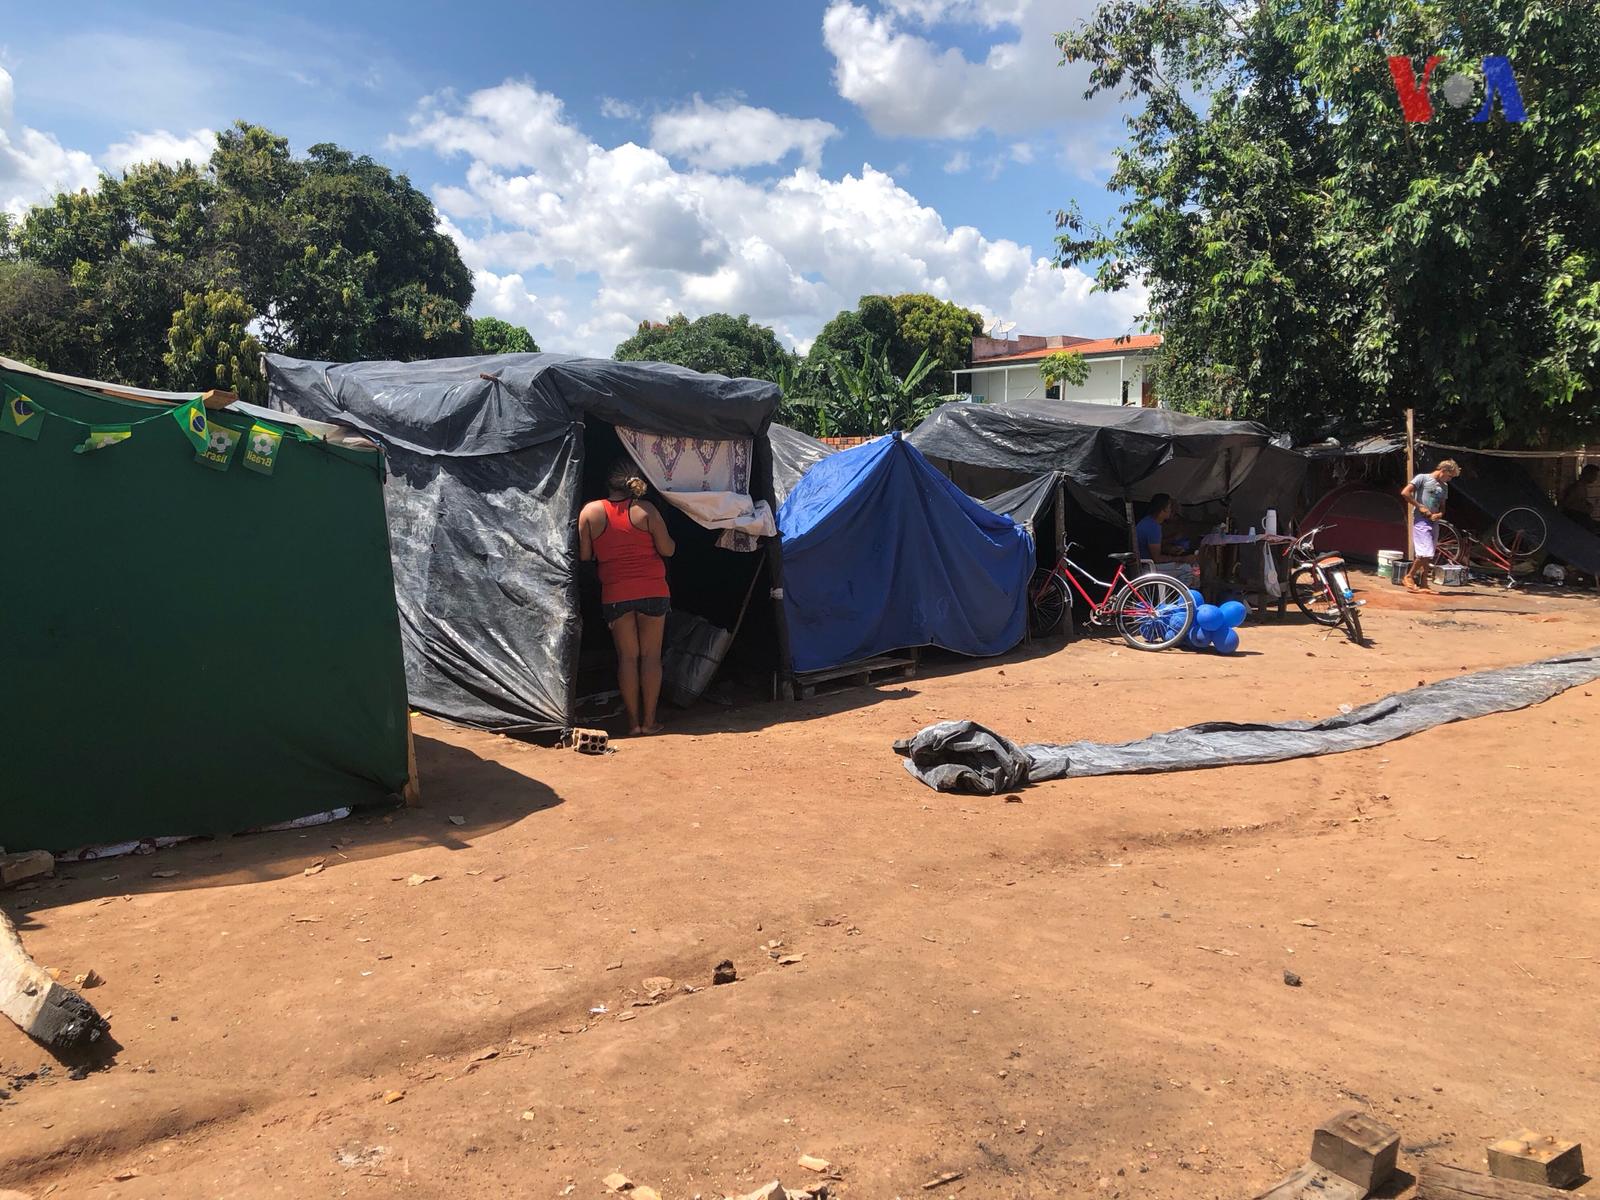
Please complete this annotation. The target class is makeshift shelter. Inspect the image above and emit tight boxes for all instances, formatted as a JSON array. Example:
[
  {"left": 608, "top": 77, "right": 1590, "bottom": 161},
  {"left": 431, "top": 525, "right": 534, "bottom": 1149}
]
[
  {"left": 908, "top": 399, "right": 1305, "bottom": 529},
  {"left": 0, "top": 357, "right": 410, "bottom": 852},
  {"left": 777, "top": 433, "right": 1034, "bottom": 672},
  {"left": 265, "top": 353, "right": 782, "bottom": 732}
]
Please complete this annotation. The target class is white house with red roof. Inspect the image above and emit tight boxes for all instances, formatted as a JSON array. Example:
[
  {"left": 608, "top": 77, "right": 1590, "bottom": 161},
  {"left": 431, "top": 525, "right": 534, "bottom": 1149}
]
[{"left": 951, "top": 332, "right": 1163, "bottom": 407}]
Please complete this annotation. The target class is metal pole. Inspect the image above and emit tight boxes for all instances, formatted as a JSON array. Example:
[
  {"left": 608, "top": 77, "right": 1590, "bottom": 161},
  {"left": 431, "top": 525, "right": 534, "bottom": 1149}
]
[{"left": 1405, "top": 408, "right": 1416, "bottom": 562}]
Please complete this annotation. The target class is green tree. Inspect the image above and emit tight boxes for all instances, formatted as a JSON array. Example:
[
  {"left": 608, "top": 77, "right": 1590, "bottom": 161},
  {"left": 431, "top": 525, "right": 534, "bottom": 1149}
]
[
  {"left": 613, "top": 312, "right": 794, "bottom": 380},
  {"left": 165, "top": 289, "right": 266, "bottom": 403},
  {"left": 11, "top": 121, "right": 476, "bottom": 383},
  {"left": 808, "top": 293, "right": 983, "bottom": 395},
  {"left": 1056, "top": 0, "right": 1600, "bottom": 445},
  {"left": 1039, "top": 350, "right": 1089, "bottom": 392},
  {"left": 471, "top": 316, "right": 540, "bottom": 355},
  {"left": 0, "top": 260, "right": 94, "bottom": 374}
]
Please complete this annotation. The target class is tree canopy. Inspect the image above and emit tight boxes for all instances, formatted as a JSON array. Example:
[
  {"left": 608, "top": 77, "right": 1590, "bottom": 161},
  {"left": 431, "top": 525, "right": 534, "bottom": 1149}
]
[
  {"left": 472, "top": 316, "right": 540, "bottom": 356},
  {"left": 1056, "top": 0, "right": 1600, "bottom": 445},
  {"left": 809, "top": 293, "right": 983, "bottom": 395},
  {"left": 612, "top": 312, "right": 794, "bottom": 381},
  {"left": 0, "top": 121, "right": 537, "bottom": 389}
]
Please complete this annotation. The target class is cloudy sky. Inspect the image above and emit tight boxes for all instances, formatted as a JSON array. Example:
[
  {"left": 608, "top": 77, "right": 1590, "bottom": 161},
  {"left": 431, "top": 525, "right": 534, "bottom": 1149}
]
[{"left": 1, "top": 0, "right": 1146, "bottom": 355}]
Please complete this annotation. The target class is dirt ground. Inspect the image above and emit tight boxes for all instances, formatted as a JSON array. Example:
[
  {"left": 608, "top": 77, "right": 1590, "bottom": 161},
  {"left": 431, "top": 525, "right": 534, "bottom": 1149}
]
[{"left": 5, "top": 578, "right": 1600, "bottom": 1199}]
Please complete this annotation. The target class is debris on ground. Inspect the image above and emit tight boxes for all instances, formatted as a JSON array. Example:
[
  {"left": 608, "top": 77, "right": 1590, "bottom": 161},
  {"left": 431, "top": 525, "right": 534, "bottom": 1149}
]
[
  {"left": 602, "top": 1172, "right": 633, "bottom": 1191},
  {"left": 797, "top": 1154, "right": 831, "bottom": 1172},
  {"left": 405, "top": 873, "right": 439, "bottom": 886},
  {"left": 921, "top": 1171, "right": 964, "bottom": 1189},
  {"left": 1486, "top": 1130, "right": 1584, "bottom": 1188},
  {"left": 381, "top": 1089, "right": 405, "bottom": 1104},
  {"left": 1, "top": 908, "right": 109, "bottom": 1051},
  {"left": 1283, "top": 970, "right": 1303, "bottom": 987},
  {"left": 642, "top": 975, "right": 674, "bottom": 999},
  {"left": 0, "top": 850, "right": 54, "bottom": 888},
  {"left": 448, "top": 815, "right": 466, "bottom": 826},
  {"left": 1257, "top": 1109, "right": 1398, "bottom": 1198},
  {"left": 712, "top": 959, "right": 738, "bottom": 985}
]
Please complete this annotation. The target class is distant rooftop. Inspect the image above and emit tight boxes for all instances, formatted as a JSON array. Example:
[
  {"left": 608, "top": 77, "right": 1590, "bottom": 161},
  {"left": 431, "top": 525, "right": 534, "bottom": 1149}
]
[{"left": 971, "top": 333, "right": 1162, "bottom": 364}]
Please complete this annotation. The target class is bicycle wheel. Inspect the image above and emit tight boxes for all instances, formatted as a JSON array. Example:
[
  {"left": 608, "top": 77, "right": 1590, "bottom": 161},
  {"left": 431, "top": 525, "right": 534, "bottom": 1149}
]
[
  {"left": 1336, "top": 591, "right": 1366, "bottom": 645},
  {"left": 1289, "top": 565, "right": 1342, "bottom": 626},
  {"left": 1028, "top": 569, "right": 1067, "bottom": 637},
  {"left": 1494, "top": 506, "right": 1548, "bottom": 557},
  {"left": 1112, "top": 572, "right": 1194, "bottom": 651},
  {"left": 1433, "top": 523, "right": 1467, "bottom": 567}
]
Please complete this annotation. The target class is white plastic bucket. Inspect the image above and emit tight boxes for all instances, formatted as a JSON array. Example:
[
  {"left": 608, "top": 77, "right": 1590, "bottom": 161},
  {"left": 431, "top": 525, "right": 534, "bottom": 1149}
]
[{"left": 1377, "top": 549, "right": 1403, "bottom": 579}]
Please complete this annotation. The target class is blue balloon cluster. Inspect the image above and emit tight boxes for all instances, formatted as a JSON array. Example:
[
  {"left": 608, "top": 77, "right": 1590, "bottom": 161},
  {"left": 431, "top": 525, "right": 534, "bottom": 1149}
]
[{"left": 1183, "top": 591, "right": 1248, "bottom": 654}]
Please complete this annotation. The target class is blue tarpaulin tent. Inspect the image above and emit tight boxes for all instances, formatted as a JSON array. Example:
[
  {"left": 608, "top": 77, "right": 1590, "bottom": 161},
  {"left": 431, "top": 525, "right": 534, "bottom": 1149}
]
[{"left": 777, "top": 433, "right": 1035, "bottom": 672}]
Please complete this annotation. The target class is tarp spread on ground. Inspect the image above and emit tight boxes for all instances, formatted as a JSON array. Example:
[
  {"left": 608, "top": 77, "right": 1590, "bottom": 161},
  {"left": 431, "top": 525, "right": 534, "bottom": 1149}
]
[
  {"left": 0, "top": 359, "right": 410, "bottom": 851},
  {"left": 266, "top": 352, "right": 781, "bottom": 732},
  {"left": 908, "top": 399, "right": 1303, "bottom": 519},
  {"left": 893, "top": 647, "right": 1600, "bottom": 792},
  {"left": 778, "top": 433, "right": 1035, "bottom": 673}
]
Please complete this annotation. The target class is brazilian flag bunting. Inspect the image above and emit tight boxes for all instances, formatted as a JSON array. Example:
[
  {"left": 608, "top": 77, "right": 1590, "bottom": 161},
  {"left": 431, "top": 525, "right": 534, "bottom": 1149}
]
[
  {"left": 1, "top": 390, "right": 44, "bottom": 441},
  {"left": 172, "top": 396, "right": 210, "bottom": 453},
  {"left": 73, "top": 425, "right": 132, "bottom": 454}
]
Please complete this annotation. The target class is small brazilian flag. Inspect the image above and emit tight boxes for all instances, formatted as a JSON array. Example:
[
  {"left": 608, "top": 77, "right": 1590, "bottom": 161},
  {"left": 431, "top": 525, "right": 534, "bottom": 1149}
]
[
  {"left": 241, "top": 423, "right": 284, "bottom": 476},
  {"left": 73, "top": 425, "right": 132, "bottom": 454},
  {"left": 172, "top": 396, "right": 210, "bottom": 453},
  {"left": 195, "top": 422, "right": 240, "bottom": 471},
  {"left": 1, "top": 391, "right": 44, "bottom": 441}
]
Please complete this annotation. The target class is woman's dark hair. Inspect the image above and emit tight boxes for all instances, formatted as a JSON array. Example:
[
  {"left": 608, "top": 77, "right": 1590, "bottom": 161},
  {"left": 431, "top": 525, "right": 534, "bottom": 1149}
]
[
  {"left": 1147, "top": 492, "right": 1173, "bottom": 517},
  {"left": 607, "top": 459, "right": 648, "bottom": 500}
]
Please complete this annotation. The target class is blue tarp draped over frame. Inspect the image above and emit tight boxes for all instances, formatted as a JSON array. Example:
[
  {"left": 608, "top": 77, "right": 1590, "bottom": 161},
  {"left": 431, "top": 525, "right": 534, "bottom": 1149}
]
[{"left": 778, "top": 433, "right": 1035, "bottom": 673}]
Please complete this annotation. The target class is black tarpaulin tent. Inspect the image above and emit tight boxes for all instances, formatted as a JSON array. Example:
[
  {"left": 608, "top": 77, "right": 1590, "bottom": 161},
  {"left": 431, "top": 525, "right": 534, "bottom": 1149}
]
[
  {"left": 265, "top": 353, "right": 783, "bottom": 732},
  {"left": 907, "top": 398, "right": 1304, "bottom": 521}
]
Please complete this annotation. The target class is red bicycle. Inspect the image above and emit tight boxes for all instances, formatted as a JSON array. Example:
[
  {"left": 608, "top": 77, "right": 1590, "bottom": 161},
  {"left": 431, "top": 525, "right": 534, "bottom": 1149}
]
[{"left": 1029, "top": 541, "right": 1196, "bottom": 651}]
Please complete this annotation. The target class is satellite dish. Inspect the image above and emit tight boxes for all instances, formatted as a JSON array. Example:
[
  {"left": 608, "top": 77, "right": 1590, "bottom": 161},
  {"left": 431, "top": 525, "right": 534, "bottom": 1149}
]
[{"left": 995, "top": 319, "right": 1017, "bottom": 337}]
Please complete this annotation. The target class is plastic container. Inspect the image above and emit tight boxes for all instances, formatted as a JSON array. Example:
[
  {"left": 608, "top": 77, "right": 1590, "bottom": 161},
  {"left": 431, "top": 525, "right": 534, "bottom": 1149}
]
[
  {"left": 1432, "top": 563, "right": 1469, "bottom": 586},
  {"left": 1264, "top": 509, "right": 1278, "bottom": 535},
  {"left": 1390, "top": 561, "right": 1413, "bottom": 585},
  {"left": 1377, "top": 549, "right": 1403, "bottom": 579}
]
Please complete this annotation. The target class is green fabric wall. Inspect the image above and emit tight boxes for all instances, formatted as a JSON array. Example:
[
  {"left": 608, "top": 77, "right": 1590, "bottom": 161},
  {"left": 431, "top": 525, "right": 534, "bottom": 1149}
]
[{"left": 0, "top": 370, "right": 410, "bottom": 851}]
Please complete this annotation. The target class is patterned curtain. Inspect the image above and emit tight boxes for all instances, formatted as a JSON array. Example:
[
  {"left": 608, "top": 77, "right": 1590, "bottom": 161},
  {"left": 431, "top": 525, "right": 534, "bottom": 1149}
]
[{"left": 616, "top": 426, "right": 777, "bottom": 552}]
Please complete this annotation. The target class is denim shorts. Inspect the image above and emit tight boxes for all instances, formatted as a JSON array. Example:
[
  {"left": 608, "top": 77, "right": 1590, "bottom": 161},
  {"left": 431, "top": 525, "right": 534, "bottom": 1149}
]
[{"left": 602, "top": 595, "right": 671, "bottom": 623}]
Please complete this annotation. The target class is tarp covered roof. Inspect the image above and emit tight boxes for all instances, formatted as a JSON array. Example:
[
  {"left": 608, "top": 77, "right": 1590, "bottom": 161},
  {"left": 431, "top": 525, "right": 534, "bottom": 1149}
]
[
  {"left": 264, "top": 352, "right": 782, "bottom": 456},
  {"left": 907, "top": 398, "right": 1289, "bottom": 506},
  {"left": 778, "top": 433, "right": 1033, "bottom": 672}
]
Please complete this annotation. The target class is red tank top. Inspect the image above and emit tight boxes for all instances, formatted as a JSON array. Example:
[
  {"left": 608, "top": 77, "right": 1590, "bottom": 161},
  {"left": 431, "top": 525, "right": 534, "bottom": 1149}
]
[{"left": 594, "top": 498, "right": 669, "bottom": 604}]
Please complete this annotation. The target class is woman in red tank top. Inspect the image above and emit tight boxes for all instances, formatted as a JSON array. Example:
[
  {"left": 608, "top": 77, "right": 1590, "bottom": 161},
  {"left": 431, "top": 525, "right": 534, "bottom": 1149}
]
[{"left": 579, "top": 460, "right": 676, "bottom": 735}]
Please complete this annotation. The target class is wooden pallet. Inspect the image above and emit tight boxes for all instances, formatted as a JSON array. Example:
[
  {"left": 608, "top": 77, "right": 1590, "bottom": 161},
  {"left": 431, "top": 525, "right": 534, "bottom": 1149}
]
[{"left": 795, "top": 652, "right": 918, "bottom": 699}]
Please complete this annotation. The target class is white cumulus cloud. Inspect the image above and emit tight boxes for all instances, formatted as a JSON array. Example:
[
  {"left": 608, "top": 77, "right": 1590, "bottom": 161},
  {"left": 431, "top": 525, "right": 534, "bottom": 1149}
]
[
  {"left": 649, "top": 96, "right": 839, "bottom": 172},
  {"left": 400, "top": 80, "right": 1145, "bottom": 358},
  {"left": 102, "top": 127, "right": 218, "bottom": 174},
  {"left": 1, "top": 67, "right": 100, "bottom": 215},
  {"left": 822, "top": 0, "right": 1110, "bottom": 139}
]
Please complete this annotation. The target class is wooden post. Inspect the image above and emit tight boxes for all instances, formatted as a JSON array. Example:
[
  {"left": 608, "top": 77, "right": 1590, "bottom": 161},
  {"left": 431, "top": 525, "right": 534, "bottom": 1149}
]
[
  {"left": 1405, "top": 408, "right": 1417, "bottom": 562},
  {"left": 1125, "top": 498, "right": 1140, "bottom": 560},
  {"left": 402, "top": 712, "right": 421, "bottom": 805},
  {"left": 1055, "top": 475, "right": 1074, "bottom": 641}
]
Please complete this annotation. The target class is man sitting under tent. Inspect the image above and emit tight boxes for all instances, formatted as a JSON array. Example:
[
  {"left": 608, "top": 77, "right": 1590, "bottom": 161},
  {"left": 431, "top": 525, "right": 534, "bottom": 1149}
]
[{"left": 1136, "top": 493, "right": 1199, "bottom": 588}]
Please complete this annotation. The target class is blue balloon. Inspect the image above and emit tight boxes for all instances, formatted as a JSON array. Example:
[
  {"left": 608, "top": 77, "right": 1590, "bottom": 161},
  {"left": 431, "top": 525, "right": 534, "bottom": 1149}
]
[
  {"left": 1219, "top": 600, "right": 1249, "bottom": 629},
  {"left": 1189, "top": 588, "right": 1206, "bottom": 608},
  {"left": 1214, "top": 626, "right": 1241, "bottom": 654},
  {"left": 1187, "top": 625, "right": 1210, "bottom": 649},
  {"left": 1196, "top": 604, "right": 1226, "bottom": 633}
]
